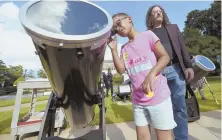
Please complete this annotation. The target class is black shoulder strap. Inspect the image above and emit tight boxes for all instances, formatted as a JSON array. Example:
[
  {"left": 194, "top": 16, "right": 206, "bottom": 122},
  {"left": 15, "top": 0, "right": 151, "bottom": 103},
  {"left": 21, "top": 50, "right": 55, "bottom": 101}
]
[{"left": 186, "top": 84, "right": 195, "bottom": 97}]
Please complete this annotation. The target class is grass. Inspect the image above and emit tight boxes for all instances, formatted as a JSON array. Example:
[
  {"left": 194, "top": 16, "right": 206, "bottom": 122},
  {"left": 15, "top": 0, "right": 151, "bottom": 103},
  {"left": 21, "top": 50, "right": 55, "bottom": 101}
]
[
  {"left": 90, "top": 97, "right": 133, "bottom": 126},
  {"left": 0, "top": 96, "right": 49, "bottom": 107},
  {"left": 0, "top": 97, "right": 133, "bottom": 134},
  {"left": 196, "top": 77, "right": 221, "bottom": 112},
  {"left": 0, "top": 104, "right": 47, "bottom": 134},
  {"left": 0, "top": 77, "right": 220, "bottom": 134}
]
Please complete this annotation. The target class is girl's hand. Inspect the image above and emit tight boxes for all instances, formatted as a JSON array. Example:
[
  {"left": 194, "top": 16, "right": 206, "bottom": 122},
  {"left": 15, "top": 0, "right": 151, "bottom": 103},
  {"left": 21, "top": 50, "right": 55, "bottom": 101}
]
[
  {"left": 107, "top": 36, "right": 118, "bottom": 51},
  {"left": 142, "top": 70, "right": 156, "bottom": 95}
]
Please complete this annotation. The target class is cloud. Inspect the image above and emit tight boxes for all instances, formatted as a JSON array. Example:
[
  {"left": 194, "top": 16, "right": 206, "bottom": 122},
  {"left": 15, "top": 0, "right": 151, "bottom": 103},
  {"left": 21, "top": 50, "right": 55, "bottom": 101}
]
[
  {"left": 0, "top": 29, "right": 42, "bottom": 69},
  {"left": 0, "top": 2, "right": 19, "bottom": 20},
  {"left": 0, "top": 1, "right": 119, "bottom": 72},
  {"left": 27, "top": 0, "right": 69, "bottom": 34},
  {"left": 0, "top": 23, "right": 3, "bottom": 32},
  {"left": 0, "top": 2, "right": 42, "bottom": 70},
  {"left": 88, "top": 23, "right": 107, "bottom": 34}
]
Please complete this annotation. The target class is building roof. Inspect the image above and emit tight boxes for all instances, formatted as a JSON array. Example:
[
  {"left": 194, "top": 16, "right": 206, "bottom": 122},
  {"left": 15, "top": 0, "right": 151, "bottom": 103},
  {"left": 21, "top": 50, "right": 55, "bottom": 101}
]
[{"left": 104, "top": 60, "right": 113, "bottom": 63}]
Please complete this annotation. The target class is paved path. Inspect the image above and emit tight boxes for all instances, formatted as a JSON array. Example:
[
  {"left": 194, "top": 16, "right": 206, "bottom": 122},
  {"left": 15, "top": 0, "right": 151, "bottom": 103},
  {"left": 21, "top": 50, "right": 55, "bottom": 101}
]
[
  {"left": 0, "top": 100, "right": 47, "bottom": 112},
  {"left": 1, "top": 110, "right": 221, "bottom": 140}
]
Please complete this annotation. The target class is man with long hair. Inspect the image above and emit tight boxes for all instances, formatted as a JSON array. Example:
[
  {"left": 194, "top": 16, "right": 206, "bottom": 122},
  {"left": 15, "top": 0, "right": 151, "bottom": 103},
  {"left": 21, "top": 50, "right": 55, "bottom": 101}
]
[{"left": 145, "top": 5, "right": 194, "bottom": 140}]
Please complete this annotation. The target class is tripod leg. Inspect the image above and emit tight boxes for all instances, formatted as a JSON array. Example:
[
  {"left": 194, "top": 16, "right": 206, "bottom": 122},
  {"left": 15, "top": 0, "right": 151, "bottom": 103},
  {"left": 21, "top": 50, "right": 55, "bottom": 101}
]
[
  {"left": 203, "top": 78, "right": 219, "bottom": 105},
  {"left": 38, "top": 92, "right": 58, "bottom": 140}
]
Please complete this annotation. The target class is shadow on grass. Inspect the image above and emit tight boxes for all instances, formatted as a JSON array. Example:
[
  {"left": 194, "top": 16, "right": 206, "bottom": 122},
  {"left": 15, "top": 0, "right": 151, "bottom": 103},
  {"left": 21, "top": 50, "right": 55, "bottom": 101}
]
[
  {"left": 109, "top": 103, "right": 133, "bottom": 123},
  {"left": 109, "top": 101, "right": 136, "bottom": 131},
  {"left": 198, "top": 97, "right": 221, "bottom": 112}
]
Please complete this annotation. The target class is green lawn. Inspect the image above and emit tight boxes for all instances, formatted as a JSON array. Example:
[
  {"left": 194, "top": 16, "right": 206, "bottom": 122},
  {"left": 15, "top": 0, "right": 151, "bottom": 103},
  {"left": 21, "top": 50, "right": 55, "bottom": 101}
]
[
  {"left": 0, "top": 104, "right": 47, "bottom": 134},
  {"left": 196, "top": 77, "right": 221, "bottom": 112},
  {"left": 91, "top": 97, "right": 133, "bottom": 126},
  {"left": 0, "top": 97, "right": 133, "bottom": 134},
  {"left": 0, "top": 77, "right": 220, "bottom": 134},
  {"left": 0, "top": 96, "right": 49, "bottom": 107}
]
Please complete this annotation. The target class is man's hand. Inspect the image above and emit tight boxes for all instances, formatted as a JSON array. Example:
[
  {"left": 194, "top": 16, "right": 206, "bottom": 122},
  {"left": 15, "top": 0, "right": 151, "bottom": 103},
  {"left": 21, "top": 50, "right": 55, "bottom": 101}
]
[
  {"left": 142, "top": 70, "right": 156, "bottom": 95},
  {"left": 184, "top": 68, "right": 194, "bottom": 83}
]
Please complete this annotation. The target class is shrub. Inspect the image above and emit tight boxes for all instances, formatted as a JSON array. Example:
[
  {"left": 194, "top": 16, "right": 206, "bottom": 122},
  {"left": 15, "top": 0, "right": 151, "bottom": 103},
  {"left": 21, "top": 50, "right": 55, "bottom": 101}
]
[
  {"left": 113, "top": 73, "right": 123, "bottom": 85},
  {"left": 13, "top": 77, "right": 25, "bottom": 86}
]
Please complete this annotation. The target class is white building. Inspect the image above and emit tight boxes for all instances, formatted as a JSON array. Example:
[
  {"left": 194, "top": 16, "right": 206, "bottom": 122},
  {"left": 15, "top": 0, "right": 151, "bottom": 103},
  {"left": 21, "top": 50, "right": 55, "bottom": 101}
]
[{"left": 102, "top": 60, "right": 116, "bottom": 74}]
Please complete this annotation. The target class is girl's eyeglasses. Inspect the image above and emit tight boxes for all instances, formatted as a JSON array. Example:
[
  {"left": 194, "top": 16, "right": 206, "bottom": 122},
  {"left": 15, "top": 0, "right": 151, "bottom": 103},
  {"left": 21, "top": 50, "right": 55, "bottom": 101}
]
[{"left": 113, "top": 17, "right": 128, "bottom": 30}]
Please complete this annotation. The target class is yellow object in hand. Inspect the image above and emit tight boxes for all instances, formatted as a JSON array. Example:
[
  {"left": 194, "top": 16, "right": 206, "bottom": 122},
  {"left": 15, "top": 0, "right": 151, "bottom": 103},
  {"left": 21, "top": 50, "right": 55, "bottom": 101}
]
[{"left": 146, "top": 91, "right": 154, "bottom": 98}]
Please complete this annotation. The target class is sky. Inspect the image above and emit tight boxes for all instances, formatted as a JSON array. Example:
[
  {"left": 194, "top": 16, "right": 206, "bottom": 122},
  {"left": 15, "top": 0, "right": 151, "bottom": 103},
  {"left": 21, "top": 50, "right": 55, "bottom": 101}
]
[{"left": 0, "top": 0, "right": 213, "bottom": 72}]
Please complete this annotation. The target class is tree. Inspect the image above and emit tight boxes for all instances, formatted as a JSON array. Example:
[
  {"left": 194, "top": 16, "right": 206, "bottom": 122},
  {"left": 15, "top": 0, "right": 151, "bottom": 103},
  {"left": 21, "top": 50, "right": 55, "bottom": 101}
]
[
  {"left": 7, "top": 65, "right": 23, "bottom": 80},
  {"left": 26, "top": 69, "right": 35, "bottom": 78},
  {"left": 184, "top": 1, "right": 221, "bottom": 76},
  {"left": 0, "top": 60, "right": 8, "bottom": 83},
  {"left": 207, "top": 1, "right": 221, "bottom": 38},
  {"left": 183, "top": 27, "right": 221, "bottom": 61},
  {"left": 0, "top": 61, "right": 24, "bottom": 87},
  {"left": 13, "top": 77, "right": 25, "bottom": 86},
  {"left": 185, "top": 1, "right": 221, "bottom": 38},
  {"left": 37, "top": 69, "right": 47, "bottom": 78},
  {"left": 23, "top": 69, "right": 28, "bottom": 79},
  {"left": 182, "top": 27, "right": 201, "bottom": 51}
]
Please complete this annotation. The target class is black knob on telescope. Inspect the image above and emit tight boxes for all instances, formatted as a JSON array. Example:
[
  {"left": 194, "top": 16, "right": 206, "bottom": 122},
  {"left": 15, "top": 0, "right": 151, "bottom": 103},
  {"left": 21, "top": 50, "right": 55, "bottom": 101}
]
[{"left": 76, "top": 48, "right": 84, "bottom": 60}]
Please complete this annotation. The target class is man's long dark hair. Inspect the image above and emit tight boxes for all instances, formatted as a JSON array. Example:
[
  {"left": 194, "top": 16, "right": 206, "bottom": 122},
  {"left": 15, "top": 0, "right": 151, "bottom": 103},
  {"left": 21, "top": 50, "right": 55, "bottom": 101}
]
[{"left": 145, "top": 5, "right": 171, "bottom": 30}]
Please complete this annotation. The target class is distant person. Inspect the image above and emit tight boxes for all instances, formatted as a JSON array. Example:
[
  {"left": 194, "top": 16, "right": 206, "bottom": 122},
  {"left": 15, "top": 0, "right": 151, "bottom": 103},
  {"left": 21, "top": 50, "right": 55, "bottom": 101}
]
[
  {"left": 102, "top": 72, "right": 107, "bottom": 87},
  {"left": 102, "top": 72, "right": 108, "bottom": 96},
  {"left": 191, "top": 77, "right": 207, "bottom": 100},
  {"left": 1, "top": 83, "right": 4, "bottom": 88},
  {"left": 106, "top": 68, "right": 113, "bottom": 97},
  {"left": 108, "top": 12, "right": 176, "bottom": 140}
]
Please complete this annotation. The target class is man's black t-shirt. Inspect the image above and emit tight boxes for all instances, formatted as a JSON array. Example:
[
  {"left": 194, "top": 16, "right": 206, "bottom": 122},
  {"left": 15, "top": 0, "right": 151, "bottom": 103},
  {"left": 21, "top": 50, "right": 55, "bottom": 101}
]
[{"left": 152, "top": 27, "right": 176, "bottom": 60}]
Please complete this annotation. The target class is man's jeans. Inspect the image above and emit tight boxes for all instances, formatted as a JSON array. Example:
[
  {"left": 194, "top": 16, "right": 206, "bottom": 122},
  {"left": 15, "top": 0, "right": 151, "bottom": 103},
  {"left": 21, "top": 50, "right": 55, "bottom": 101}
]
[{"left": 162, "top": 64, "right": 188, "bottom": 140}]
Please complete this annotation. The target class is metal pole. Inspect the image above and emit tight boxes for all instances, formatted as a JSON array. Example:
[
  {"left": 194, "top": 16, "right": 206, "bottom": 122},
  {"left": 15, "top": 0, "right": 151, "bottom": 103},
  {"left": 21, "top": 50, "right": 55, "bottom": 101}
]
[{"left": 203, "top": 77, "right": 219, "bottom": 105}]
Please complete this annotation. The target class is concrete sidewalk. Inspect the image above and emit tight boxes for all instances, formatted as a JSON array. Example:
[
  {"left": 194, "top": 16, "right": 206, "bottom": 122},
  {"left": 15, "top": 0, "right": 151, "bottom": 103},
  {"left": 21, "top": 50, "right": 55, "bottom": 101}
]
[{"left": 1, "top": 110, "right": 221, "bottom": 140}]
